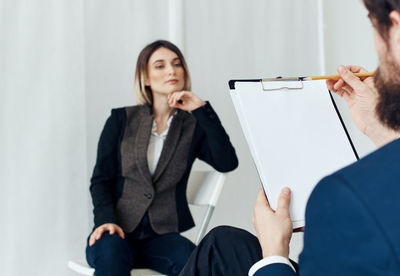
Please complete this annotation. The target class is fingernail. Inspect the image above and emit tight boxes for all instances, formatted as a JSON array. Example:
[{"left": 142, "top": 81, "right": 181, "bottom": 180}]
[
  {"left": 282, "top": 187, "right": 290, "bottom": 195},
  {"left": 338, "top": 65, "right": 347, "bottom": 73}
]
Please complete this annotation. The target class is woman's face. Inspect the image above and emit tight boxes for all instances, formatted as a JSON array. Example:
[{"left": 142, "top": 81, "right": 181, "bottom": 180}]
[{"left": 145, "top": 47, "right": 185, "bottom": 97}]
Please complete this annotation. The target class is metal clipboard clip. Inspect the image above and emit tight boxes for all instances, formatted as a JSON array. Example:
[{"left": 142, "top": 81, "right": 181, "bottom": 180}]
[{"left": 261, "top": 76, "right": 304, "bottom": 91}]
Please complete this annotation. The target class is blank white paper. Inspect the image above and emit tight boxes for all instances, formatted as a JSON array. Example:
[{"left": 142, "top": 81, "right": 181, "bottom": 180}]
[{"left": 230, "top": 80, "right": 357, "bottom": 228}]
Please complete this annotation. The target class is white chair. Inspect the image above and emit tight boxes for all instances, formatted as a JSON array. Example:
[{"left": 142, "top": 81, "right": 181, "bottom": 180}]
[{"left": 68, "top": 170, "right": 227, "bottom": 276}]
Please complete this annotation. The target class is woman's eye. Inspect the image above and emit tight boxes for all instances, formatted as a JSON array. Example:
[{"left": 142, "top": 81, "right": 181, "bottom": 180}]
[
  {"left": 155, "top": 64, "right": 164, "bottom": 69},
  {"left": 173, "top": 63, "right": 182, "bottom": 67}
]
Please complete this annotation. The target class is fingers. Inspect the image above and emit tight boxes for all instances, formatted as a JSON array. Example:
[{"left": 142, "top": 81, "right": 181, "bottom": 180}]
[
  {"left": 327, "top": 65, "right": 369, "bottom": 94},
  {"left": 337, "top": 65, "right": 364, "bottom": 91},
  {"left": 88, "top": 224, "right": 125, "bottom": 246},
  {"left": 333, "top": 79, "right": 345, "bottom": 90},
  {"left": 167, "top": 93, "right": 174, "bottom": 106},
  {"left": 115, "top": 225, "right": 125, "bottom": 239},
  {"left": 276, "top": 187, "right": 291, "bottom": 216},
  {"left": 96, "top": 226, "right": 105, "bottom": 239},
  {"left": 347, "top": 65, "right": 368, "bottom": 74},
  {"left": 256, "top": 189, "right": 271, "bottom": 209},
  {"left": 326, "top": 79, "right": 336, "bottom": 91},
  {"left": 327, "top": 79, "right": 352, "bottom": 97},
  {"left": 340, "top": 85, "right": 354, "bottom": 102},
  {"left": 89, "top": 226, "right": 105, "bottom": 247},
  {"left": 253, "top": 189, "right": 271, "bottom": 227},
  {"left": 331, "top": 86, "right": 353, "bottom": 103},
  {"left": 168, "top": 91, "right": 186, "bottom": 107},
  {"left": 105, "top": 224, "right": 125, "bottom": 239},
  {"left": 89, "top": 232, "right": 96, "bottom": 246},
  {"left": 327, "top": 72, "right": 356, "bottom": 104},
  {"left": 167, "top": 92, "right": 176, "bottom": 106},
  {"left": 108, "top": 224, "right": 115, "bottom": 235}
]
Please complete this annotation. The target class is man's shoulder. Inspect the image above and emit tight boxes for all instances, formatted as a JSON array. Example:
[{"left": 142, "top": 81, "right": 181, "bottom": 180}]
[
  {"left": 333, "top": 138, "right": 400, "bottom": 185},
  {"left": 310, "top": 138, "right": 400, "bottom": 220},
  {"left": 315, "top": 139, "right": 400, "bottom": 201},
  {"left": 306, "top": 139, "right": 400, "bottom": 267}
]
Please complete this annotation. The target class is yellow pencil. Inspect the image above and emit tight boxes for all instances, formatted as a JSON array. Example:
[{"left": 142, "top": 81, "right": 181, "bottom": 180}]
[{"left": 303, "top": 71, "right": 376, "bottom": 80}]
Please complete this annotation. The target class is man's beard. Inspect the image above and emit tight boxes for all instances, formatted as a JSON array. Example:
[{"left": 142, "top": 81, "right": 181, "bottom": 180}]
[{"left": 374, "top": 60, "right": 400, "bottom": 131}]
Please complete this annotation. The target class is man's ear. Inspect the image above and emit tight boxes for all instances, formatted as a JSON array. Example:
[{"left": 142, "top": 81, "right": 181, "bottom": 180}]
[{"left": 389, "top": 11, "right": 400, "bottom": 44}]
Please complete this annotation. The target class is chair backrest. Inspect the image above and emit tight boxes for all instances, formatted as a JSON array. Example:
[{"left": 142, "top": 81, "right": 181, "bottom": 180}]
[
  {"left": 186, "top": 170, "right": 227, "bottom": 245},
  {"left": 186, "top": 170, "right": 226, "bottom": 207}
]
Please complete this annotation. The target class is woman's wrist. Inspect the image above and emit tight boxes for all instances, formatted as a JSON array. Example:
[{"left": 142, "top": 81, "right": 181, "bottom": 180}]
[{"left": 190, "top": 98, "right": 206, "bottom": 111}]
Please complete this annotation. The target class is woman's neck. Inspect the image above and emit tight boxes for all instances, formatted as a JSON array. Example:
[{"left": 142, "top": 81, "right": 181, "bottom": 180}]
[
  {"left": 152, "top": 94, "right": 175, "bottom": 119},
  {"left": 152, "top": 94, "right": 176, "bottom": 134}
]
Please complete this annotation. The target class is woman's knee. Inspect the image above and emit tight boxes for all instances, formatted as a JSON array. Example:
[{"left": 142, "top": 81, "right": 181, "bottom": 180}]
[
  {"left": 86, "top": 232, "right": 132, "bottom": 267},
  {"left": 170, "top": 238, "right": 196, "bottom": 268},
  {"left": 101, "top": 232, "right": 129, "bottom": 252},
  {"left": 175, "top": 236, "right": 196, "bottom": 256}
]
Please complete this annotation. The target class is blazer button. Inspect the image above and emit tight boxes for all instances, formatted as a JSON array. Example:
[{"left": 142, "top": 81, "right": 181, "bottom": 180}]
[{"left": 145, "top": 193, "right": 152, "bottom": 199}]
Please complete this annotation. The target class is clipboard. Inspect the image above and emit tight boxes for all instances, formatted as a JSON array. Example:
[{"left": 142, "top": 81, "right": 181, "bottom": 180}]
[{"left": 229, "top": 78, "right": 359, "bottom": 228}]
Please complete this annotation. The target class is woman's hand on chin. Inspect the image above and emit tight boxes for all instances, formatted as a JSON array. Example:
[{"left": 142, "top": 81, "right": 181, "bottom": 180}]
[{"left": 168, "top": 91, "right": 206, "bottom": 111}]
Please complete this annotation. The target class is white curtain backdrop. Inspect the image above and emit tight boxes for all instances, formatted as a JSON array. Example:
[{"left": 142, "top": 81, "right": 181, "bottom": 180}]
[
  {"left": 1, "top": 1, "right": 87, "bottom": 275},
  {"left": 1, "top": 1, "right": 376, "bottom": 275}
]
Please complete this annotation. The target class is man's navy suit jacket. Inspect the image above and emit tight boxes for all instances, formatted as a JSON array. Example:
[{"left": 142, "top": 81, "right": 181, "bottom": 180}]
[{"left": 256, "top": 139, "right": 400, "bottom": 275}]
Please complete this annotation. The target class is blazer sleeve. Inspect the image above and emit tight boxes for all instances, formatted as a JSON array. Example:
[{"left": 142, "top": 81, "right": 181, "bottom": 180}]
[
  {"left": 191, "top": 101, "right": 238, "bottom": 172},
  {"left": 89, "top": 109, "right": 122, "bottom": 228}
]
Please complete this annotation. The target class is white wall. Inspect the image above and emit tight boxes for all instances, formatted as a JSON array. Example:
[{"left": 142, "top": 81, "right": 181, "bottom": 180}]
[{"left": 0, "top": 1, "right": 89, "bottom": 275}]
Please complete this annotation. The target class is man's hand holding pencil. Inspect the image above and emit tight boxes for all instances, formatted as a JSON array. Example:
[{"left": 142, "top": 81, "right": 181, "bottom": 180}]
[{"left": 326, "top": 65, "right": 397, "bottom": 147}]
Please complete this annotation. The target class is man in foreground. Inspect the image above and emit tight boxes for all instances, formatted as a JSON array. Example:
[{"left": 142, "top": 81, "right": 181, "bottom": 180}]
[{"left": 179, "top": 0, "right": 400, "bottom": 275}]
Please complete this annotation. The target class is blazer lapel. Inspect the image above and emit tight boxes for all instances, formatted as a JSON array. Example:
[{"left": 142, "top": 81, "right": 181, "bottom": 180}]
[
  {"left": 152, "top": 110, "right": 187, "bottom": 183},
  {"left": 135, "top": 107, "right": 153, "bottom": 185}
]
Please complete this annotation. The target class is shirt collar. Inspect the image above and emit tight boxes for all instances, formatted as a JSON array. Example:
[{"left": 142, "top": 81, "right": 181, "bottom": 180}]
[{"left": 151, "top": 111, "right": 177, "bottom": 137}]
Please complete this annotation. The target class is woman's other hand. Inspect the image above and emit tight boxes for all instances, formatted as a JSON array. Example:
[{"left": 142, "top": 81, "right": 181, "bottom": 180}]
[
  {"left": 168, "top": 91, "right": 206, "bottom": 112},
  {"left": 89, "top": 223, "right": 125, "bottom": 246}
]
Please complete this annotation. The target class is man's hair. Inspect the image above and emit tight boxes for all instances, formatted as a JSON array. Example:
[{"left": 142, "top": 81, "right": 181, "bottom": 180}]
[
  {"left": 363, "top": 0, "right": 400, "bottom": 39},
  {"left": 134, "top": 40, "right": 191, "bottom": 105}
]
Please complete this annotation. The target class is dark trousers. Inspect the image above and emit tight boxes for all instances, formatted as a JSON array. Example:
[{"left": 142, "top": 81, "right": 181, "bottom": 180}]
[
  {"left": 179, "top": 226, "right": 298, "bottom": 276},
  {"left": 86, "top": 215, "right": 195, "bottom": 276}
]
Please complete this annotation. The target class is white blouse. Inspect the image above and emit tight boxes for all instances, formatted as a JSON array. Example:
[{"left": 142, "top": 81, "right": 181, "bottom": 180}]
[{"left": 147, "top": 114, "right": 175, "bottom": 175}]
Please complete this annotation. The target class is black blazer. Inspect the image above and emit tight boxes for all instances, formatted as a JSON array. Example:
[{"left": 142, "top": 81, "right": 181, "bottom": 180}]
[{"left": 90, "top": 102, "right": 238, "bottom": 233}]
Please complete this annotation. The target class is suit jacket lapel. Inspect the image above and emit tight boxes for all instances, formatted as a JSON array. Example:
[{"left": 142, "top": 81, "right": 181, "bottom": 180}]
[
  {"left": 135, "top": 107, "right": 153, "bottom": 185},
  {"left": 152, "top": 110, "right": 187, "bottom": 183}
]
